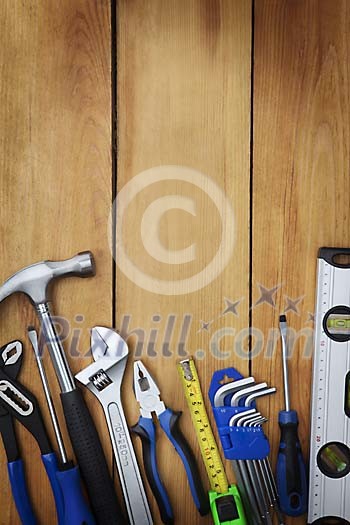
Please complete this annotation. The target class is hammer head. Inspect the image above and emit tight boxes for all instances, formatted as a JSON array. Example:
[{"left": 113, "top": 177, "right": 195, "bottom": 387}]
[{"left": 0, "top": 251, "right": 95, "bottom": 306}]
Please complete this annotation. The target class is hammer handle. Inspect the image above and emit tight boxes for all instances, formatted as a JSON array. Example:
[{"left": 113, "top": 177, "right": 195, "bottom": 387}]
[{"left": 61, "top": 389, "right": 126, "bottom": 525}]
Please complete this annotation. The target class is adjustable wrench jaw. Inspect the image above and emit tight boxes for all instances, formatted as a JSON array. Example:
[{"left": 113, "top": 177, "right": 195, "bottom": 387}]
[
  {"left": 75, "top": 327, "right": 129, "bottom": 403},
  {"left": 76, "top": 355, "right": 123, "bottom": 392},
  {"left": 90, "top": 326, "right": 128, "bottom": 362}
]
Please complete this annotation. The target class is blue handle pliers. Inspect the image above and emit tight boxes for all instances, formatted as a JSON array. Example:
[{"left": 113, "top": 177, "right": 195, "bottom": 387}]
[
  {"left": 0, "top": 340, "right": 59, "bottom": 525},
  {"left": 0, "top": 340, "right": 95, "bottom": 525},
  {"left": 132, "top": 360, "right": 209, "bottom": 525}
]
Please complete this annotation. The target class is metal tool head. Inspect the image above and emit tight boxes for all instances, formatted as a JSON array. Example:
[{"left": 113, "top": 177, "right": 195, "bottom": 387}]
[
  {"left": 244, "top": 387, "right": 277, "bottom": 407},
  {"left": 237, "top": 411, "right": 262, "bottom": 427},
  {"left": 213, "top": 377, "right": 256, "bottom": 407},
  {"left": 279, "top": 314, "right": 288, "bottom": 337},
  {"left": 0, "top": 380, "right": 34, "bottom": 416},
  {"left": 91, "top": 326, "right": 128, "bottom": 362},
  {"left": 0, "top": 252, "right": 95, "bottom": 306},
  {"left": 229, "top": 408, "right": 257, "bottom": 427},
  {"left": 76, "top": 327, "right": 129, "bottom": 397},
  {"left": 0, "top": 366, "right": 51, "bottom": 454},
  {"left": 133, "top": 360, "right": 165, "bottom": 418},
  {"left": 1, "top": 341, "right": 22, "bottom": 368},
  {"left": 241, "top": 413, "right": 263, "bottom": 427},
  {"left": 231, "top": 382, "right": 268, "bottom": 407},
  {"left": 0, "top": 341, "right": 23, "bottom": 419},
  {"left": 250, "top": 417, "right": 268, "bottom": 427}
]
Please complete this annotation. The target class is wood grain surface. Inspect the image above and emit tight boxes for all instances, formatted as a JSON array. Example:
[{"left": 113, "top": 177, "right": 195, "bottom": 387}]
[
  {"left": 116, "top": 1, "right": 251, "bottom": 523},
  {"left": 253, "top": 1, "right": 350, "bottom": 524},
  {"left": 0, "top": 1, "right": 112, "bottom": 524},
  {"left": 1, "top": 0, "right": 350, "bottom": 524}
]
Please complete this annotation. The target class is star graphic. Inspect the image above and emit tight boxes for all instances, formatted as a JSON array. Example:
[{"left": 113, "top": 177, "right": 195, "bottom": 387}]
[
  {"left": 219, "top": 374, "right": 235, "bottom": 385},
  {"left": 222, "top": 297, "right": 242, "bottom": 316},
  {"left": 254, "top": 283, "right": 281, "bottom": 308},
  {"left": 307, "top": 312, "right": 315, "bottom": 322},
  {"left": 283, "top": 295, "right": 304, "bottom": 315},
  {"left": 198, "top": 320, "right": 213, "bottom": 333}
]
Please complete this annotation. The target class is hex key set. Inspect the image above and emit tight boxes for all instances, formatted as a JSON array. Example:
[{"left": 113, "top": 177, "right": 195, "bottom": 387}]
[{"left": 209, "top": 367, "right": 283, "bottom": 525}]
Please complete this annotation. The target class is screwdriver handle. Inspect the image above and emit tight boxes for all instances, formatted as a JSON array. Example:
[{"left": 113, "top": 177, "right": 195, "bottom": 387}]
[
  {"left": 56, "top": 465, "right": 96, "bottom": 525},
  {"left": 276, "top": 410, "right": 308, "bottom": 516},
  {"left": 42, "top": 453, "right": 65, "bottom": 525},
  {"left": 43, "top": 452, "right": 96, "bottom": 525}
]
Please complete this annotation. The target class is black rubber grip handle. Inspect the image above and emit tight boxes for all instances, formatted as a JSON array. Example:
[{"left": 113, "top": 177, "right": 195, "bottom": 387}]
[
  {"left": 277, "top": 410, "right": 308, "bottom": 515},
  {"left": 61, "top": 389, "right": 126, "bottom": 525},
  {"left": 279, "top": 421, "right": 301, "bottom": 494}
]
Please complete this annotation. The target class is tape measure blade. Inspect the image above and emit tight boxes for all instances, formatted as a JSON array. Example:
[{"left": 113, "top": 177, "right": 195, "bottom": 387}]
[{"left": 177, "top": 359, "right": 229, "bottom": 494}]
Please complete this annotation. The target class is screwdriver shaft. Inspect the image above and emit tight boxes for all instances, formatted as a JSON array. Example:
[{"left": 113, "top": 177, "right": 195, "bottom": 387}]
[{"left": 279, "top": 315, "right": 290, "bottom": 411}]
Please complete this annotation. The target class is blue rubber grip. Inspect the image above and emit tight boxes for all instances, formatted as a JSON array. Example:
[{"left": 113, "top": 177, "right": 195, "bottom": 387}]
[
  {"left": 277, "top": 410, "right": 308, "bottom": 516},
  {"left": 159, "top": 409, "right": 209, "bottom": 516},
  {"left": 8, "top": 459, "right": 37, "bottom": 525},
  {"left": 42, "top": 453, "right": 65, "bottom": 525},
  {"left": 132, "top": 416, "right": 174, "bottom": 524},
  {"left": 56, "top": 466, "right": 96, "bottom": 525}
]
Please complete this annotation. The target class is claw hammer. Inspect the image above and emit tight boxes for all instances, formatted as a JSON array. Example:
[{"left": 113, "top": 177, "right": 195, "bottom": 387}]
[{"left": 0, "top": 252, "right": 126, "bottom": 525}]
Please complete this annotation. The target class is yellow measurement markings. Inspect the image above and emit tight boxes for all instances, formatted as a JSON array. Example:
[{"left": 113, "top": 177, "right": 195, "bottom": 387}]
[{"left": 177, "top": 358, "right": 229, "bottom": 494}]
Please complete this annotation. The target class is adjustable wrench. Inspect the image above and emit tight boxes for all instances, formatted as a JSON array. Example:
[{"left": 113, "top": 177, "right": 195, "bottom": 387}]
[{"left": 76, "top": 326, "right": 153, "bottom": 525}]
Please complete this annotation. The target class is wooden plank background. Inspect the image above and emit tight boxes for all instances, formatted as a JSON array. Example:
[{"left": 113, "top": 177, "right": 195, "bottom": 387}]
[
  {"left": 0, "top": 1, "right": 112, "bottom": 523},
  {"left": 0, "top": 1, "right": 350, "bottom": 524},
  {"left": 116, "top": 1, "right": 251, "bottom": 522},
  {"left": 253, "top": 3, "right": 350, "bottom": 525}
]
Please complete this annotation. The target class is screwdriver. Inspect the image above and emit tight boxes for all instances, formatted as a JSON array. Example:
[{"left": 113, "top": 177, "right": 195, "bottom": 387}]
[
  {"left": 277, "top": 315, "right": 308, "bottom": 516},
  {"left": 28, "top": 327, "right": 96, "bottom": 525}
]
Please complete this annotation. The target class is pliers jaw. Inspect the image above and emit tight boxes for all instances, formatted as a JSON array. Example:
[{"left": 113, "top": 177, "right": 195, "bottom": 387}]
[
  {"left": 0, "top": 341, "right": 23, "bottom": 462},
  {"left": 1, "top": 341, "right": 22, "bottom": 367},
  {"left": 133, "top": 360, "right": 166, "bottom": 418}
]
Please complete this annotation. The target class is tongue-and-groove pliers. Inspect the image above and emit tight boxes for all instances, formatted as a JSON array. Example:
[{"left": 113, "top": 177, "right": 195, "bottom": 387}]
[{"left": 0, "top": 340, "right": 95, "bottom": 525}]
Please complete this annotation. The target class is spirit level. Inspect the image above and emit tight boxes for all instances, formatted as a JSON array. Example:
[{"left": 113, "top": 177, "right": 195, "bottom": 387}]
[{"left": 308, "top": 248, "right": 350, "bottom": 524}]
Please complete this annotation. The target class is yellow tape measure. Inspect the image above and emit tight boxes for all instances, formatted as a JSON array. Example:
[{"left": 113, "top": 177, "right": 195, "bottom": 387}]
[{"left": 177, "top": 357, "right": 229, "bottom": 494}]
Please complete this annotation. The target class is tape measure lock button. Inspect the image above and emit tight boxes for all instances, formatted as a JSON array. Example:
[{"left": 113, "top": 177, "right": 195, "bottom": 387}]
[{"left": 216, "top": 495, "right": 239, "bottom": 522}]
